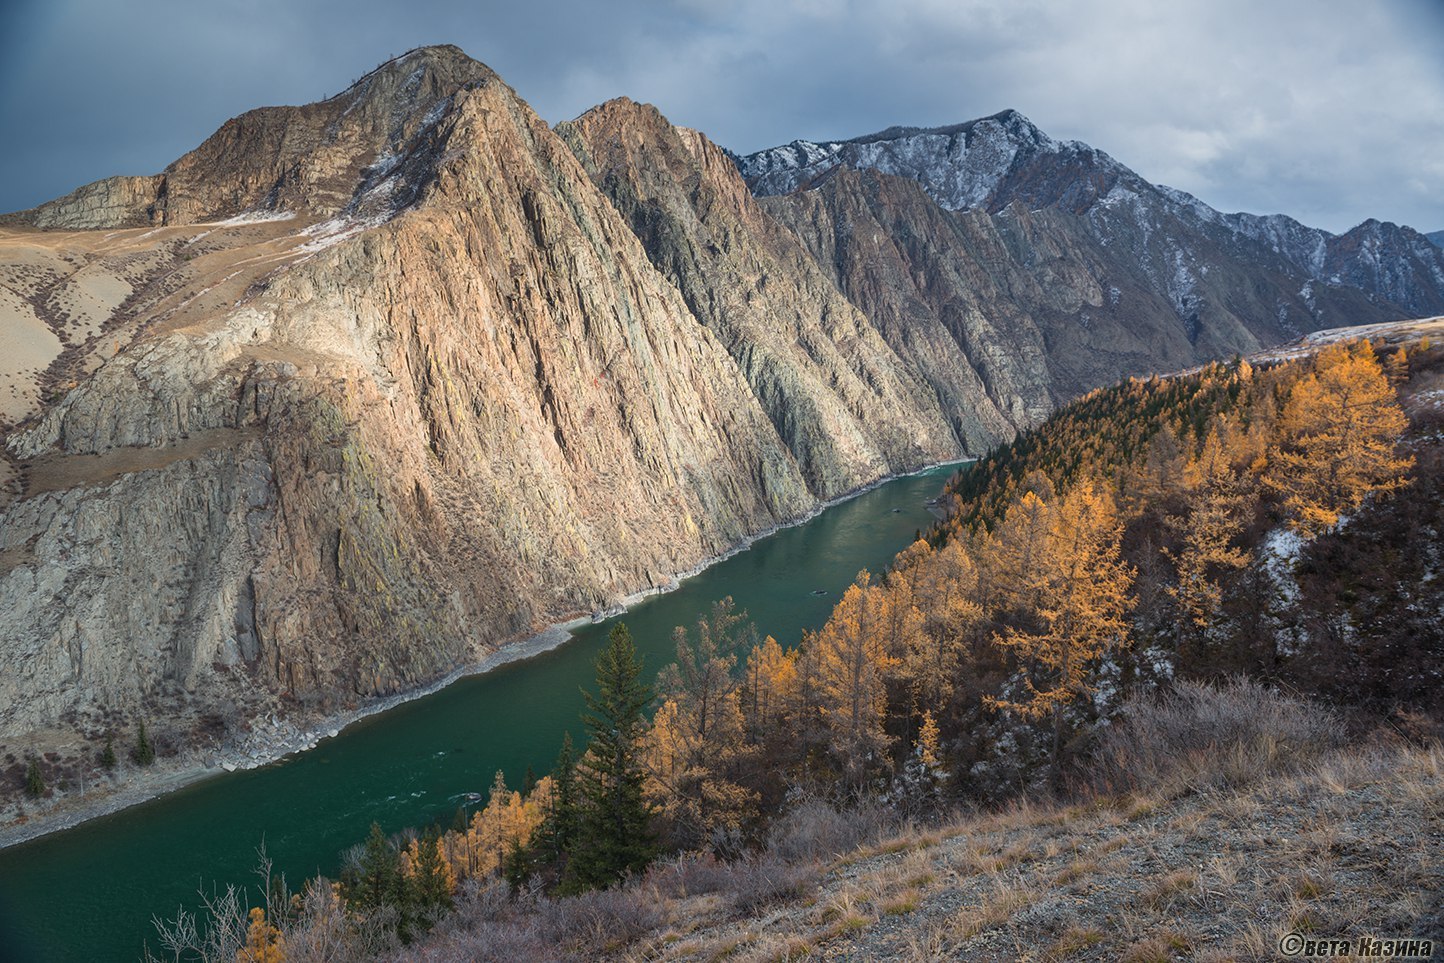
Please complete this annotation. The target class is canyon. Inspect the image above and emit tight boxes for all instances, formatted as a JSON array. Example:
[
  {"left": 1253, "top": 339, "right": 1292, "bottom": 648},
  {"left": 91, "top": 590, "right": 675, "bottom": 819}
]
[{"left": 3, "top": 44, "right": 1443, "bottom": 818}]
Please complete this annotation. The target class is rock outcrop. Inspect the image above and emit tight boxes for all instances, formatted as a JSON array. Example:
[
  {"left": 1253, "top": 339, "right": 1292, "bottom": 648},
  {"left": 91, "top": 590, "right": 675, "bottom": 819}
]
[
  {"left": 559, "top": 99, "right": 1003, "bottom": 472},
  {"left": 0, "top": 48, "right": 957, "bottom": 752}
]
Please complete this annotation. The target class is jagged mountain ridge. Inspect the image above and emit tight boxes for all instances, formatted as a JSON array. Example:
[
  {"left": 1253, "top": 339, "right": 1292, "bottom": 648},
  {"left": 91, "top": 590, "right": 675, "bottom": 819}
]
[
  {"left": 0, "top": 47, "right": 976, "bottom": 764},
  {"left": 737, "top": 111, "right": 1444, "bottom": 330},
  {"left": 1, "top": 45, "right": 1438, "bottom": 807},
  {"left": 0, "top": 46, "right": 491, "bottom": 231}
]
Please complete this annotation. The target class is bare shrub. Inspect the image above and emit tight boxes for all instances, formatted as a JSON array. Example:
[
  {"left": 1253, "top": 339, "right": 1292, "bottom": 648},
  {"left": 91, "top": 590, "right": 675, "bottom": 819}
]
[
  {"left": 283, "top": 877, "right": 362, "bottom": 963},
  {"left": 397, "top": 880, "right": 553, "bottom": 962},
  {"left": 728, "top": 855, "right": 820, "bottom": 915},
  {"left": 765, "top": 795, "right": 897, "bottom": 863},
  {"left": 1091, "top": 678, "right": 1344, "bottom": 795},
  {"left": 540, "top": 883, "right": 666, "bottom": 952},
  {"left": 646, "top": 852, "right": 737, "bottom": 898}
]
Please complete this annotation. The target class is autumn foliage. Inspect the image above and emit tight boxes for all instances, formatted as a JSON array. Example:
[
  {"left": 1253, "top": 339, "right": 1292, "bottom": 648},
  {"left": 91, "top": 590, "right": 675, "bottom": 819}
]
[{"left": 177, "top": 334, "right": 1432, "bottom": 959}]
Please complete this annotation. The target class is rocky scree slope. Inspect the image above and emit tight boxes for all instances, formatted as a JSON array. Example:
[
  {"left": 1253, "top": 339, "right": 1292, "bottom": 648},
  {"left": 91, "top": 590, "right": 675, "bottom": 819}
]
[
  {"left": 738, "top": 110, "right": 1444, "bottom": 399},
  {"left": 0, "top": 47, "right": 974, "bottom": 784}
]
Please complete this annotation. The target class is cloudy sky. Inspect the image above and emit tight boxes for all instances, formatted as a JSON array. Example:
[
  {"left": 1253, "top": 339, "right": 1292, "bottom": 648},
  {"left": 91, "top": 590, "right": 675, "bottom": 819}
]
[{"left": 2, "top": 0, "right": 1441, "bottom": 234}]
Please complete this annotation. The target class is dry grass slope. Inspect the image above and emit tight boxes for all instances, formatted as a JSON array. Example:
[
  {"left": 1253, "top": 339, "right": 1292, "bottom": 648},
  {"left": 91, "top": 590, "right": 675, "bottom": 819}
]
[{"left": 391, "top": 682, "right": 1441, "bottom": 963}]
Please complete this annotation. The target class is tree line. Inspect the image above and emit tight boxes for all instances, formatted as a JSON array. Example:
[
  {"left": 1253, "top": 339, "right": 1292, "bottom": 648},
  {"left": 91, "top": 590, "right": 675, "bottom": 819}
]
[{"left": 163, "top": 337, "right": 1434, "bottom": 959}]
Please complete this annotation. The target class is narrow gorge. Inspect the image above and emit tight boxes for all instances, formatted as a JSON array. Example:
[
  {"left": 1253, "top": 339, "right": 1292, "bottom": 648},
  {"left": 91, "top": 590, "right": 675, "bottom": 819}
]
[{"left": 3, "top": 44, "right": 1443, "bottom": 830}]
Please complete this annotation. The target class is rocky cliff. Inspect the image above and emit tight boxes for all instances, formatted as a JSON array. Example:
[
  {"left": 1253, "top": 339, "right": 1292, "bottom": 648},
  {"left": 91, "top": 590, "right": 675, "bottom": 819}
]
[
  {"left": 1, "top": 48, "right": 1439, "bottom": 803},
  {"left": 558, "top": 99, "right": 1014, "bottom": 465},
  {"left": 0, "top": 47, "right": 951, "bottom": 768}
]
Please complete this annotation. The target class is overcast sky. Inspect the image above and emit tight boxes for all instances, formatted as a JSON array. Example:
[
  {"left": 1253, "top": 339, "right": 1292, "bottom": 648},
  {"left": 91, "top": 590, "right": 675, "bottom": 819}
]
[{"left": 2, "top": 0, "right": 1441, "bottom": 234}]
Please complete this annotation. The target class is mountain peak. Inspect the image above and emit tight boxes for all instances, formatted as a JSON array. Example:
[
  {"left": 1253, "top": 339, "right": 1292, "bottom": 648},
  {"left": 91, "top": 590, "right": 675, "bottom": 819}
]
[
  {"left": 329, "top": 44, "right": 488, "bottom": 103},
  {"left": 7, "top": 44, "right": 497, "bottom": 229},
  {"left": 736, "top": 108, "right": 1073, "bottom": 209}
]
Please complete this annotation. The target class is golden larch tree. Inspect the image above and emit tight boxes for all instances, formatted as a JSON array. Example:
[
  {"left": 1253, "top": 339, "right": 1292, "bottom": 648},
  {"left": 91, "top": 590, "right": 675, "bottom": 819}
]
[
  {"left": 1265, "top": 341, "right": 1412, "bottom": 535},
  {"left": 986, "top": 480, "right": 1135, "bottom": 781},
  {"left": 1170, "top": 426, "right": 1254, "bottom": 638},
  {"left": 643, "top": 598, "right": 757, "bottom": 848},
  {"left": 742, "top": 634, "right": 798, "bottom": 739},
  {"left": 236, "top": 907, "right": 285, "bottom": 963},
  {"left": 901, "top": 538, "right": 982, "bottom": 717},
  {"left": 805, "top": 571, "right": 898, "bottom": 782}
]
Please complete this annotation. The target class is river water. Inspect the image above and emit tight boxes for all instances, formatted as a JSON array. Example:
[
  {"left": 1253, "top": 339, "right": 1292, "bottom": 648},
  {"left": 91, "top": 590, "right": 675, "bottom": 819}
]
[{"left": 0, "top": 464, "right": 960, "bottom": 962}]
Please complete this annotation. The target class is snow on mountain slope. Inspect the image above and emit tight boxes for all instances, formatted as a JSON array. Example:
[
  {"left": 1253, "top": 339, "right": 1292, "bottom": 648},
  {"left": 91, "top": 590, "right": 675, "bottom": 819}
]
[{"left": 737, "top": 113, "right": 1444, "bottom": 324}]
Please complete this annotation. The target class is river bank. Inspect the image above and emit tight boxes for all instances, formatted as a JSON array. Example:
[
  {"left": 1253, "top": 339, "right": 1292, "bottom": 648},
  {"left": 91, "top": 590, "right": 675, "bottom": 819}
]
[{"left": 0, "top": 459, "right": 965, "bottom": 852}]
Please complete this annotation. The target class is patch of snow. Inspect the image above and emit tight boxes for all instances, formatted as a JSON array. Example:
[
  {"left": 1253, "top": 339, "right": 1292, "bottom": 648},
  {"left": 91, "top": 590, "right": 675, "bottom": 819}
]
[
  {"left": 213, "top": 210, "right": 297, "bottom": 227},
  {"left": 1261, "top": 527, "right": 1306, "bottom": 606}
]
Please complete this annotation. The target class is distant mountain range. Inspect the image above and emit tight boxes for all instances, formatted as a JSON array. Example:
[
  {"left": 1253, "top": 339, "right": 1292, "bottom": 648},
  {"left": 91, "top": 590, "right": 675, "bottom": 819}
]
[
  {"left": 3, "top": 46, "right": 1442, "bottom": 798},
  {"left": 735, "top": 111, "right": 1444, "bottom": 391},
  {"left": 1427, "top": 230, "right": 1444, "bottom": 249}
]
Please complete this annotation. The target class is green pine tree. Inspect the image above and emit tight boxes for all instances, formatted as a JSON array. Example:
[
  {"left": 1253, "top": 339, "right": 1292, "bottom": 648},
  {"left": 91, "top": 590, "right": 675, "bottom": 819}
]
[
  {"left": 24, "top": 757, "right": 44, "bottom": 798},
  {"left": 410, "top": 828, "right": 453, "bottom": 917},
  {"left": 502, "top": 836, "right": 531, "bottom": 891},
  {"left": 566, "top": 624, "right": 657, "bottom": 891},
  {"left": 132, "top": 720, "right": 155, "bottom": 766},
  {"left": 351, "top": 822, "right": 402, "bottom": 914},
  {"left": 512, "top": 731, "right": 580, "bottom": 887},
  {"left": 100, "top": 735, "right": 117, "bottom": 771}
]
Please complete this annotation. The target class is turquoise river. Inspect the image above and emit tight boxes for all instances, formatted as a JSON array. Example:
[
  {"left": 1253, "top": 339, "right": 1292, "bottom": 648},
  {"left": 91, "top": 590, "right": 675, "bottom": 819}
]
[{"left": 0, "top": 464, "right": 962, "bottom": 962}]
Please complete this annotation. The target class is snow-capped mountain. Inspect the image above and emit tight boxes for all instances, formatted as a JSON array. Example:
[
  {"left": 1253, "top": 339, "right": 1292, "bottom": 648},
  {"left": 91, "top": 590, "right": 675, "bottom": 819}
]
[{"left": 737, "top": 111, "right": 1444, "bottom": 334}]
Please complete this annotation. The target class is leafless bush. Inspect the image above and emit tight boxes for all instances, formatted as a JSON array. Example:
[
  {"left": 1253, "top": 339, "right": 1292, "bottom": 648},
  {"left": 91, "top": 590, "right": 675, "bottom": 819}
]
[
  {"left": 644, "top": 850, "right": 819, "bottom": 913},
  {"left": 146, "top": 883, "right": 246, "bottom": 963},
  {"left": 387, "top": 880, "right": 552, "bottom": 962},
  {"left": 727, "top": 855, "right": 820, "bottom": 914},
  {"left": 539, "top": 882, "right": 666, "bottom": 952},
  {"left": 1091, "top": 678, "right": 1344, "bottom": 795},
  {"left": 765, "top": 795, "right": 898, "bottom": 863},
  {"left": 646, "top": 852, "right": 737, "bottom": 898},
  {"left": 284, "top": 877, "right": 372, "bottom": 963}
]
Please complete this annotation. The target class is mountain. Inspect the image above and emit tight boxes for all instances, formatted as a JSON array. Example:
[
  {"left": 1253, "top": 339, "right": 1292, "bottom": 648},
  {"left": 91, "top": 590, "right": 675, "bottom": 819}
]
[
  {"left": 1427, "top": 229, "right": 1444, "bottom": 249},
  {"left": 737, "top": 111, "right": 1444, "bottom": 358},
  {"left": 557, "top": 99, "right": 1037, "bottom": 455},
  {"left": 2, "top": 48, "right": 1441, "bottom": 823},
  {"left": 0, "top": 48, "right": 970, "bottom": 786}
]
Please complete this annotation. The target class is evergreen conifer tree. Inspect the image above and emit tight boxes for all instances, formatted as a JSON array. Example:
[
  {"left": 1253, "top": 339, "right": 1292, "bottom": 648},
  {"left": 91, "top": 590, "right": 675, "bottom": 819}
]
[
  {"left": 132, "top": 720, "right": 155, "bottom": 766},
  {"left": 568, "top": 624, "right": 656, "bottom": 891},
  {"left": 24, "top": 757, "right": 44, "bottom": 798},
  {"left": 100, "top": 735, "right": 117, "bottom": 771},
  {"left": 352, "top": 822, "right": 403, "bottom": 916},
  {"left": 410, "top": 828, "right": 455, "bottom": 916},
  {"left": 536, "top": 731, "right": 579, "bottom": 864}
]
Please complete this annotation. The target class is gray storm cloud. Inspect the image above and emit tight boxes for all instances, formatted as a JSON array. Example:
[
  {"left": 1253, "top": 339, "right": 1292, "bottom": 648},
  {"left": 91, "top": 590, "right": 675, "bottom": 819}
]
[{"left": 2, "top": 0, "right": 1441, "bottom": 234}]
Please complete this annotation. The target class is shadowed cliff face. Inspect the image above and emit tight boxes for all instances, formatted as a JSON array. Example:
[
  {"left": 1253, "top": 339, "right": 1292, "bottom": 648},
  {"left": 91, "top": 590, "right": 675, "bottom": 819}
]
[
  {"left": 558, "top": 99, "right": 1001, "bottom": 475},
  {"left": 0, "top": 48, "right": 891, "bottom": 746}
]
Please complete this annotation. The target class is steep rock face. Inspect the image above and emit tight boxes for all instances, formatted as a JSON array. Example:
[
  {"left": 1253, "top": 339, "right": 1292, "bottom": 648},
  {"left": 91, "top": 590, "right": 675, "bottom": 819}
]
[
  {"left": 756, "top": 168, "right": 1057, "bottom": 419},
  {"left": 761, "top": 166, "right": 1283, "bottom": 403},
  {"left": 738, "top": 112, "right": 1444, "bottom": 329},
  {"left": 1, "top": 46, "right": 491, "bottom": 230},
  {"left": 558, "top": 99, "right": 998, "bottom": 476},
  {"left": 0, "top": 48, "right": 855, "bottom": 745}
]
